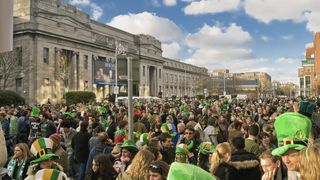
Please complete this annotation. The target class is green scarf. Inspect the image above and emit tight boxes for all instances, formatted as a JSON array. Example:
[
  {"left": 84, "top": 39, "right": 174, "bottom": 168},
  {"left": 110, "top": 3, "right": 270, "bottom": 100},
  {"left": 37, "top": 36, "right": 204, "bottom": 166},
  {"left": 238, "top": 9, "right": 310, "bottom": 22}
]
[{"left": 7, "top": 158, "right": 26, "bottom": 180}]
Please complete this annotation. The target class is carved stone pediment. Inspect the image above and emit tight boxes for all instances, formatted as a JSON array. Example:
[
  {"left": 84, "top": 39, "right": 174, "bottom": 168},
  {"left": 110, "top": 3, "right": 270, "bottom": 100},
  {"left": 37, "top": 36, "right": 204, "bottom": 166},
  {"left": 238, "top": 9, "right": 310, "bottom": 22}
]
[
  {"left": 37, "top": 11, "right": 91, "bottom": 29},
  {"left": 141, "top": 44, "right": 162, "bottom": 54}
]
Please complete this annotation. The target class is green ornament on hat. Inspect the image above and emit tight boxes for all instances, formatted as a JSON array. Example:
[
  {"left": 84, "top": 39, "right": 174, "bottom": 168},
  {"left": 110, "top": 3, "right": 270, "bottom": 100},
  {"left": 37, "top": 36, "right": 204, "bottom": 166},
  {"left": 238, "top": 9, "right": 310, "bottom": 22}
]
[
  {"left": 121, "top": 140, "right": 139, "bottom": 154},
  {"left": 176, "top": 144, "right": 189, "bottom": 155},
  {"left": 139, "top": 133, "right": 149, "bottom": 146},
  {"left": 31, "top": 106, "right": 41, "bottom": 118},
  {"left": 272, "top": 112, "right": 311, "bottom": 156},
  {"left": 133, "top": 131, "right": 141, "bottom": 143},
  {"left": 34, "top": 169, "right": 67, "bottom": 180},
  {"left": 30, "top": 138, "right": 59, "bottom": 164},
  {"left": 199, "top": 142, "right": 216, "bottom": 155}
]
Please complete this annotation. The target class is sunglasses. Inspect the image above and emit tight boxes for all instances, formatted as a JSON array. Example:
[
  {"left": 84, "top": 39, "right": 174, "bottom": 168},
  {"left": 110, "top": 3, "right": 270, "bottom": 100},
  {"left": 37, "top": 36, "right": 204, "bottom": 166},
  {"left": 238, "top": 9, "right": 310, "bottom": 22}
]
[{"left": 150, "top": 164, "right": 162, "bottom": 174}]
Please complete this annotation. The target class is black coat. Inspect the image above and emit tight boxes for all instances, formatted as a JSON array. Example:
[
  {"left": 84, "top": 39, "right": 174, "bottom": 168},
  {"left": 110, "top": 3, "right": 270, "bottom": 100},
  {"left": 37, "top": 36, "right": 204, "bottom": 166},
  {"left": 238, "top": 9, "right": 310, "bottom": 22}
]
[
  {"left": 71, "top": 130, "right": 91, "bottom": 163},
  {"left": 214, "top": 162, "right": 237, "bottom": 180},
  {"left": 228, "top": 149, "right": 261, "bottom": 180}
]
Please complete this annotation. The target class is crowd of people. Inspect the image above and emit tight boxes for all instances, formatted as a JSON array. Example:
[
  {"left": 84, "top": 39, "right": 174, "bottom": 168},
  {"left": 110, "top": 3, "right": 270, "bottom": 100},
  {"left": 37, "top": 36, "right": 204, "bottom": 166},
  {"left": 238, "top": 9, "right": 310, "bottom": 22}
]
[{"left": 0, "top": 96, "right": 320, "bottom": 180}]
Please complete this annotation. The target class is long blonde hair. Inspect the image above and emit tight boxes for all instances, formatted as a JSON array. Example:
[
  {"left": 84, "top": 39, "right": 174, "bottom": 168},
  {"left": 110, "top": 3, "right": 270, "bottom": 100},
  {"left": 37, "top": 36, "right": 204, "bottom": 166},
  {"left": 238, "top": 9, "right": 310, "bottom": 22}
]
[
  {"left": 210, "top": 142, "right": 232, "bottom": 174},
  {"left": 127, "top": 149, "right": 155, "bottom": 180},
  {"left": 13, "top": 143, "right": 31, "bottom": 162},
  {"left": 299, "top": 145, "right": 320, "bottom": 180}
]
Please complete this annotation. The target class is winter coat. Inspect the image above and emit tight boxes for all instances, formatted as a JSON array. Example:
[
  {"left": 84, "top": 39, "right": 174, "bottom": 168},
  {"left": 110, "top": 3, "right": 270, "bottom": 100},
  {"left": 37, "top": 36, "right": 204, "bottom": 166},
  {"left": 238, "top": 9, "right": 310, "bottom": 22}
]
[
  {"left": 71, "top": 130, "right": 91, "bottom": 163},
  {"left": 228, "top": 149, "right": 261, "bottom": 180},
  {"left": 214, "top": 162, "right": 237, "bottom": 180}
]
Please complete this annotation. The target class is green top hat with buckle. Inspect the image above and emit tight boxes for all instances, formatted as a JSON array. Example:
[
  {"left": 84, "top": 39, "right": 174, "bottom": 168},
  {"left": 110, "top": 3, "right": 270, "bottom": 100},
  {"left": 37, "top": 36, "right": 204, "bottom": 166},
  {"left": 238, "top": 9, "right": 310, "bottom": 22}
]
[
  {"left": 121, "top": 140, "right": 139, "bottom": 154},
  {"left": 272, "top": 112, "right": 311, "bottom": 156},
  {"left": 199, "top": 142, "right": 216, "bottom": 155},
  {"left": 30, "top": 138, "right": 59, "bottom": 164}
]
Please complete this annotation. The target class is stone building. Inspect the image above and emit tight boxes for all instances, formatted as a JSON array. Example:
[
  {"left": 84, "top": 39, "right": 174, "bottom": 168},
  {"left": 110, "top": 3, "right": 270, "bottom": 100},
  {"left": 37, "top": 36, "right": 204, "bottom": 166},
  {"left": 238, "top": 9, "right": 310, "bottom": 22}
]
[
  {"left": 10, "top": 0, "right": 208, "bottom": 104},
  {"left": 298, "top": 32, "right": 320, "bottom": 97}
]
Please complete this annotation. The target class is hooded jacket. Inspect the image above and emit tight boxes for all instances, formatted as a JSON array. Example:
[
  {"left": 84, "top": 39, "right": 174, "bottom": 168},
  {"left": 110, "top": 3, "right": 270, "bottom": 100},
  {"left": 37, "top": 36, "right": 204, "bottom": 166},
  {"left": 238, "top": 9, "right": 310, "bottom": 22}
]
[{"left": 228, "top": 149, "right": 261, "bottom": 180}]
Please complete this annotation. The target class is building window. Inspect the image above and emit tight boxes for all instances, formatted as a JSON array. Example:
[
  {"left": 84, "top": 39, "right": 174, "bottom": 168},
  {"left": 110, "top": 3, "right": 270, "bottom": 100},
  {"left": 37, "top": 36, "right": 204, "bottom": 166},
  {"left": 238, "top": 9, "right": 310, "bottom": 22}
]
[
  {"left": 84, "top": 80, "right": 88, "bottom": 91},
  {"left": 143, "top": 66, "right": 145, "bottom": 77},
  {"left": 84, "top": 55, "right": 88, "bottom": 70},
  {"left": 16, "top": 78, "right": 23, "bottom": 93},
  {"left": 159, "top": 69, "right": 161, "bottom": 79},
  {"left": 43, "top": 47, "right": 49, "bottom": 64},
  {"left": 306, "top": 76, "right": 311, "bottom": 89}
]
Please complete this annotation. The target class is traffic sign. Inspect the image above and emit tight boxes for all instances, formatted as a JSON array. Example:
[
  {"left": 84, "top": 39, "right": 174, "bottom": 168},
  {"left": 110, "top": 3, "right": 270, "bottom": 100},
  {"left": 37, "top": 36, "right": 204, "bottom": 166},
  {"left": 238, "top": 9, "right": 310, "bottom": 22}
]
[
  {"left": 114, "top": 86, "right": 119, "bottom": 94},
  {"left": 119, "top": 75, "right": 128, "bottom": 80}
]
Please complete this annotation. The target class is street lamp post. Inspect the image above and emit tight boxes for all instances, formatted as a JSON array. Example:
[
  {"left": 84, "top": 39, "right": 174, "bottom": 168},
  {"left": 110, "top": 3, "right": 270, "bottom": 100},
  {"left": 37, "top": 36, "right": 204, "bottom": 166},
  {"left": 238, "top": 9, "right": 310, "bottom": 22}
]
[
  {"left": 223, "top": 73, "right": 226, "bottom": 95},
  {"left": 115, "top": 41, "right": 126, "bottom": 105}
]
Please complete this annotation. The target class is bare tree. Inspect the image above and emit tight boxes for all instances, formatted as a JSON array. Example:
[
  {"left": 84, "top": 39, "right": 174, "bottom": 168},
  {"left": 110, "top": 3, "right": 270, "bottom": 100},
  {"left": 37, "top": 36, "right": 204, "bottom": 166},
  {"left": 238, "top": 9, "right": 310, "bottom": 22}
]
[{"left": 0, "top": 48, "right": 20, "bottom": 90}]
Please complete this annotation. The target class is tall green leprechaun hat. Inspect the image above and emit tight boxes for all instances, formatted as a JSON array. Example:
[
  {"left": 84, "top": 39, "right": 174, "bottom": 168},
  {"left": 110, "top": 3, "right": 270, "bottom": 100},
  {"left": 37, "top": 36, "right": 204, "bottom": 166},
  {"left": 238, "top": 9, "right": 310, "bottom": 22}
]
[
  {"left": 30, "top": 138, "right": 59, "bottom": 164},
  {"left": 272, "top": 112, "right": 311, "bottom": 156},
  {"left": 34, "top": 169, "right": 67, "bottom": 180},
  {"left": 168, "top": 162, "right": 216, "bottom": 180},
  {"left": 161, "top": 122, "right": 177, "bottom": 137}
]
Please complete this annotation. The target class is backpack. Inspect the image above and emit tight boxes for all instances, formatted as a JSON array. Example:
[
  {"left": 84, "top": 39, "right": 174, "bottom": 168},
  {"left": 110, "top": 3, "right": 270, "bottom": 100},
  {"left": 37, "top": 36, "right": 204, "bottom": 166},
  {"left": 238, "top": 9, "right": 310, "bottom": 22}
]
[{"left": 9, "top": 116, "right": 19, "bottom": 137}]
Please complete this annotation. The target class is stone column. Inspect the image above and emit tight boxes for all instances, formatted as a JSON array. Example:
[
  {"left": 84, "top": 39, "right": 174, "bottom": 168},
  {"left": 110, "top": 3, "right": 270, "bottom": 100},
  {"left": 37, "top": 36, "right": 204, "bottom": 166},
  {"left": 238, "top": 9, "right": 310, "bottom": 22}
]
[
  {"left": 0, "top": 0, "right": 13, "bottom": 53},
  {"left": 71, "top": 51, "right": 78, "bottom": 90},
  {"left": 54, "top": 48, "right": 61, "bottom": 102}
]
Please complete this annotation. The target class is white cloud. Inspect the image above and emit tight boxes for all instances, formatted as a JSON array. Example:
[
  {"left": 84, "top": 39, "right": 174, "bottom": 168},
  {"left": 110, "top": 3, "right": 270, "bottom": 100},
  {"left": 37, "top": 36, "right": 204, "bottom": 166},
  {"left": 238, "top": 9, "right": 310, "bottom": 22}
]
[
  {"left": 261, "top": 35, "right": 270, "bottom": 41},
  {"left": 162, "top": 42, "right": 181, "bottom": 58},
  {"left": 281, "top": 35, "right": 293, "bottom": 40},
  {"left": 69, "top": 0, "right": 90, "bottom": 6},
  {"left": 243, "top": 0, "right": 320, "bottom": 33},
  {"left": 107, "top": 12, "right": 185, "bottom": 42},
  {"left": 275, "top": 57, "right": 297, "bottom": 64},
  {"left": 186, "top": 23, "right": 252, "bottom": 49},
  {"left": 305, "top": 11, "right": 320, "bottom": 33},
  {"left": 184, "top": 23, "right": 255, "bottom": 69},
  {"left": 183, "top": 0, "right": 240, "bottom": 15},
  {"left": 90, "top": 3, "right": 103, "bottom": 21},
  {"left": 163, "top": 0, "right": 177, "bottom": 6}
]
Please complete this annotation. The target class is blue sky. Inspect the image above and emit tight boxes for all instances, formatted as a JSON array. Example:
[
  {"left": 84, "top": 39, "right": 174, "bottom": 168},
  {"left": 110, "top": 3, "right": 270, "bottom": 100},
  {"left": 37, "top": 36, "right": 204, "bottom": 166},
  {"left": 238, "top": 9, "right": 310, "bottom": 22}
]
[{"left": 66, "top": 0, "right": 320, "bottom": 83}]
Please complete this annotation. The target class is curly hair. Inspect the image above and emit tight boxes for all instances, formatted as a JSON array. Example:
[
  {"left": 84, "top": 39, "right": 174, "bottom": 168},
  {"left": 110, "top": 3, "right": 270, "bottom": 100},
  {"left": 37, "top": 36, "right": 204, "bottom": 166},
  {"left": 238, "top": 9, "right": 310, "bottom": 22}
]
[
  {"left": 299, "top": 146, "right": 320, "bottom": 180},
  {"left": 127, "top": 150, "right": 155, "bottom": 180},
  {"left": 210, "top": 142, "right": 232, "bottom": 174}
]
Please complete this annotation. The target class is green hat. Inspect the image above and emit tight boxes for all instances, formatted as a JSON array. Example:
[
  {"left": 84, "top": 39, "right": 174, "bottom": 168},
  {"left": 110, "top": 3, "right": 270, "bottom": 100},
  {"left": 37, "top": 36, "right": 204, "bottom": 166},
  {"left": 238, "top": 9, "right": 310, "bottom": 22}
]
[
  {"left": 34, "top": 169, "right": 67, "bottom": 180},
  {"left": 272, "top": 112, "right": 311, "bottom": 156},
  {"left": 176, "top": 144, "right": 189, "bottom": 155},
  {"left": 139, "top": 133, "right": 149, "bottom": 146},
  {"left": 63, "top": 111, "right": 73, "bottom": 117},
  {"left": 31, "top": 106, "right": 41, "bottom": 118},
  {"left": 133, "top": 131, "right": 141, "bottom": 143},
  {"left": 161, "top": 123, "right": 177, "bottom": 137},
  {"left": 30, "top": 138, "right": 59, "bottom": 164},
  {"left": 168, "top": 162, "right": 216, "bottom": 180},
  {"left": 298, "top": 101, "right": 316, "bottom": 117},
  {"left": 97, "top": 106, "right": 107, "bottom": 115},
  {"left": 199, "top": 142, "right": 216, "bottom": 155},
  {"left": 121, "top": 140, "right": 139, "bottom": 154}
]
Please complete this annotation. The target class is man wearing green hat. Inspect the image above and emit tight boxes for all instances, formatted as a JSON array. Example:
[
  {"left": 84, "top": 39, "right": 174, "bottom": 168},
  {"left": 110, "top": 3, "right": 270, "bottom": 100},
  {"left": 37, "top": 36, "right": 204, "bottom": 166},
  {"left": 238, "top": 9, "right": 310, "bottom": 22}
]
[{"left": 272, "top": 112, "right": 312, "bottom": 180}]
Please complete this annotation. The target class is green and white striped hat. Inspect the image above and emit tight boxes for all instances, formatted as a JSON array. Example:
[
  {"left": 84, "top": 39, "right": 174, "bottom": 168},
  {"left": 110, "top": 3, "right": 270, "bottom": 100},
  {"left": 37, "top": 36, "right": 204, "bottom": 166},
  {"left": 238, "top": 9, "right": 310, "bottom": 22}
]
[
  {"left": 34, "top": 169, "right": 67, "bottom": 180},
  {"left": 30, "top": 138, "right": 59, "bottom": 164}
]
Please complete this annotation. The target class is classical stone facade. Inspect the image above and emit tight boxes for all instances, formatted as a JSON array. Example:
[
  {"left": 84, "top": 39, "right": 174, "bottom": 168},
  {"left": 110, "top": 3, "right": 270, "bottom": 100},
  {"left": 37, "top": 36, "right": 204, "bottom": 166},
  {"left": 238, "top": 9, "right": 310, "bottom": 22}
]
[{"left": 11, "top": 0, "right": 208, "bottom": 104}]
